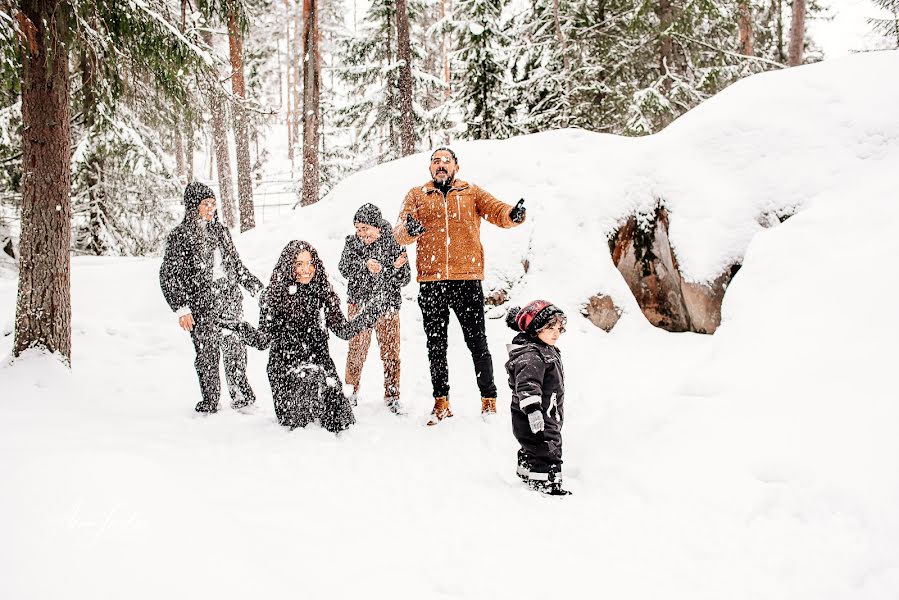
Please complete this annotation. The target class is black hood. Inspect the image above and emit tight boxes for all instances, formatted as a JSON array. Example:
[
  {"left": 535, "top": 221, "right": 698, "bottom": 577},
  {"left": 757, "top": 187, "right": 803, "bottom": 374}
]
[{"left": 183, "top": 182, "right": 216, "bottom": 221}]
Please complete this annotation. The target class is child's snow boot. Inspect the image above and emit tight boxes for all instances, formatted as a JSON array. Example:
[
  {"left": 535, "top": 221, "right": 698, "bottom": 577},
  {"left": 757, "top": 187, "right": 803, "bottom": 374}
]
[{"left": 426, "top": 396, "right": 452, "bottom": 426}]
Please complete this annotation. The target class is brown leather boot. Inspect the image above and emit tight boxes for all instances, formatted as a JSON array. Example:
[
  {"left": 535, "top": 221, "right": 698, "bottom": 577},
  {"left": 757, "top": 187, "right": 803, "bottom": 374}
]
[
  {"left": 426, "top": 396, "right": 453, "bottom": 426},
  {"left": 481, "top": 397, "right": 497, "bottom": 415}
]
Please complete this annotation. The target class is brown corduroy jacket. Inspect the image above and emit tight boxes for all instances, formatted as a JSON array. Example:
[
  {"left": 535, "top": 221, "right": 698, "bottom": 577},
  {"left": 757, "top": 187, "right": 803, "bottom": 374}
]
[{"left": 393, "top": 179, "right": 524, "bottom": 282}]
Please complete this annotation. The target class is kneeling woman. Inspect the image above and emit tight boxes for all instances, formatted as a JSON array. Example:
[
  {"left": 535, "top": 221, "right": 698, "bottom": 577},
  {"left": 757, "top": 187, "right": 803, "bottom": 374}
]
[{"left": 231, "top": 240, "right": 382, "bottom": 433}]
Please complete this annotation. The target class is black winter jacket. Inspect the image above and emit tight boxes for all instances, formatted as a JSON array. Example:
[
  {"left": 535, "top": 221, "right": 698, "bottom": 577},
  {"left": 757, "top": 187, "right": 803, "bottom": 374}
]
[
  {"left": 505, "top": 333, "right": 566, "bottom": 463},
  {"left": 159, "top": 215, "right": 262, "bottom": 318},
  {"left": 233, "top": 275, "right": 382, "bottom": 432},
  {"left": 338, "top": 218, "right": 410, "bottom": 310}
]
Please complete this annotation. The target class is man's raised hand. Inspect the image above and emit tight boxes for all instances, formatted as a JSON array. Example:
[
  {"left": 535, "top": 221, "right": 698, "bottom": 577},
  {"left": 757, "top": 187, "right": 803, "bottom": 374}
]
[{"left": 510, "top": 198, "right": 526, "bottom": 224}]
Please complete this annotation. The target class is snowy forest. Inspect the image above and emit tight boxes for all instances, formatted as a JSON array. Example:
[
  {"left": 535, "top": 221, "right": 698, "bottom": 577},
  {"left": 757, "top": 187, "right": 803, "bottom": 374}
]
[
  {"left": 5, "top": 0, "right": 899, "bottom": 361},
  {"left": 2, "top": 0, "right": 899, "bottom": 596},
  {"left": 0, "top": 0, "right": 839, "bottom": 253}
]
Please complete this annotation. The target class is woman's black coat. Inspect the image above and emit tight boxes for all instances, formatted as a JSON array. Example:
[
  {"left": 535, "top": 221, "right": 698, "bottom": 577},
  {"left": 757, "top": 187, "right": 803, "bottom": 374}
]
[{"left": 237, "top": 274, "right": 381, "bottom": 432}]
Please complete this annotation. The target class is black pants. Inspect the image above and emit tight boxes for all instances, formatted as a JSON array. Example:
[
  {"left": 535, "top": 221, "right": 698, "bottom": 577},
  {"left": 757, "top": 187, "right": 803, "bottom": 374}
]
[
  {"left": 418, "top": 280, "right": 497, "bottom": 399},
  {"left": 190, "top": 283, "right": 255, "bottom": 407}
]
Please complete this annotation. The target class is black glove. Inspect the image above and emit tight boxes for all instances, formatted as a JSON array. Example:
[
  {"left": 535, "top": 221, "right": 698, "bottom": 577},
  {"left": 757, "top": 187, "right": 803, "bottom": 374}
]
[
  {"left": 509, "top": 199, "right": 526, "bottom": 224},
  {"left": 405, "top": 213, "right": 426, "bottom": 237}
]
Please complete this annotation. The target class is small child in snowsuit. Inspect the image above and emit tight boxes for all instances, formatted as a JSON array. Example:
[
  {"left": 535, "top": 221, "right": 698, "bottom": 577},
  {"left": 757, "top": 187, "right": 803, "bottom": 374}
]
[{"left": 505, "top": 300, "right": 571, "bottom": 496}]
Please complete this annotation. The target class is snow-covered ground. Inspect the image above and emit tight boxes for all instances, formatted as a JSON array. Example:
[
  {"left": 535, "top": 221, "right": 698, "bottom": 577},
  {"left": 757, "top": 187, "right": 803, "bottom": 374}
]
[{"left": 2, "top": 51, "right": 898, "bottom": 599}]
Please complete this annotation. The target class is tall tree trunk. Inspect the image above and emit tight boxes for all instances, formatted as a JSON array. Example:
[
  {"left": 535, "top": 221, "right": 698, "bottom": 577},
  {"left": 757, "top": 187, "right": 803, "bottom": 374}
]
[
  {"left": 396, "top": 0, "right": 416, "bottom": 156},
  {"left": 788, "top": 0, "right": 806, "bottom": 66},
  {"left": 293, "top": 3, "right": 302, "bottom": 162},
  {"left": 738, "top": 0, "right": 753, "bottom": 55},
  {"left": 655, "top": 0, "right": 676, "bottom": 128},
  {"left": 174, "top": 120, "right": 185, "bottom": 180},
  {"left": 14, "top": 0, "right": 72, "bottom": 362},
  {"left": 203, "top": 30, "right": 237, "bottom": 228},
  {"left": 301, "top": 0, "right": 321, "bottom": 205},
  {"left": 80, "top": 49, "right": 106, "bottom": 256},
  {"left": 284, "top": 0, "right": 294, "bottom": 163},
  {"left": 228, "top": 6, "right": 256, "bottom": 231},
  {"left": 185, "top": 114, "right": 194, "bottom": 181},
  {"left": 442, "top": 0, "right": 450, "bottom": 101},
  {"left": 551, "top": 0, "right": 570, "bottom": 126},
  {"left": 386, "top": 15, "right": 399, "bottom": 155},
  {"left": 775, "top": 0, "right": 785, "bottom": 62}
]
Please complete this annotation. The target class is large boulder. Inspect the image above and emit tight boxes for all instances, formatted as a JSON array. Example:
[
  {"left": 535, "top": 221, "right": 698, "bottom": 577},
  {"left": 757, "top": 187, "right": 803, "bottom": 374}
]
[{"left": 608, "top": 206, "right": 737, "bottom": 334}]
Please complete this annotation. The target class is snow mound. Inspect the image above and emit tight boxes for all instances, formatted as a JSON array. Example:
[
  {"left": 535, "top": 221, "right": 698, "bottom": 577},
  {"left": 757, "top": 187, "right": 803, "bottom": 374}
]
[{"left": 1, "top": 52, "right": 898, "bottom": 599}]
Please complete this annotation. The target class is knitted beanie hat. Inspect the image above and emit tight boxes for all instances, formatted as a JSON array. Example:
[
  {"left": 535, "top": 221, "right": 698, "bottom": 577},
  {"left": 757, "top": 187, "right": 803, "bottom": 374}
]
[
  {"left": 505, "top": 300, "right": 565, "bottom": 335},
  {"left": 183, "top": 181, "right": 215, "bottom": 214},
  {"left": 353, "top": 203, "right": 383, "bottom": 228}
]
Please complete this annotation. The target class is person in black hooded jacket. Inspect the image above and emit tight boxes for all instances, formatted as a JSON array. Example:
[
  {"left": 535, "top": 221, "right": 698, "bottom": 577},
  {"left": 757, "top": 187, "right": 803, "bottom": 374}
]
[
  {"left": 338, "top": 203, "right": 410, "bottom": 414},
  {"left": 505, "top": 300, "right": 571, "bottom": 496},
  {"left": 159, "top": 182, "right": 264, "bottom": 414},
  {"left": 226, "top": 240, "right": 383, "bottom": 433}
]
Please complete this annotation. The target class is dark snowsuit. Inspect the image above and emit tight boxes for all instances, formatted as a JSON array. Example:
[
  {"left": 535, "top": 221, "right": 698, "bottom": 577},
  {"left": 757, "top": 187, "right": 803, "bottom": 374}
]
[
  {"left": 235, "top": 243, "right": 383, "bottom": 432},
  {"left": 159, "top": 187, "right": 263, "bottom": 410},
  {"left": 505, "top": 332, "right": 566, "bottom": 482}
]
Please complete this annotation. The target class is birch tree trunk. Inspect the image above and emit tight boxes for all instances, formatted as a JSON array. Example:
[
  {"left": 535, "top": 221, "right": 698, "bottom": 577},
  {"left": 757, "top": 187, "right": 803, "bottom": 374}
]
[
  {"left": 228, "top": 6, "right": 256, "bottom": 231},
  {"left": 14, "top": 0, "right": 73, "bottom": 362},
  {"left": 301, "top": 0, "right": 321, "bottom": 205},
  {"left": 396, "top": 0, "right": 416, "bottom": 156},
  {"left": 788, "top": 0, "right": 807, "bottom": 66}
]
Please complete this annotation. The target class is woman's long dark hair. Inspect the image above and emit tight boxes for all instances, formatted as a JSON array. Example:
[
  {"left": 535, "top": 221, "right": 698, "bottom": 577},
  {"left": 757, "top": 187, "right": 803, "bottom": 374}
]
[{"left": 269, "top": 240, "right": 329, "bottom": 294}]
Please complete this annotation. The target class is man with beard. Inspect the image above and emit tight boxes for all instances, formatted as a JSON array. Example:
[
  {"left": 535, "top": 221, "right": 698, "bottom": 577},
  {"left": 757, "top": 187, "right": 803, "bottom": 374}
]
[
  {"left": 160, "top": 182, "right": 264, "bottom": 414},
  {"left": 394, "top": 147, "right": 527, "bottom": 425}
]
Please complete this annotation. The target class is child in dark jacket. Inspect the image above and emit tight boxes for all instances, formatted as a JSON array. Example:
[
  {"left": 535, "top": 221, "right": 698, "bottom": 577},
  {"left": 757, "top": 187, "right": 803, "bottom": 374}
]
[
  {"left": 505, "top": 300, "right": 571, "bottom": 496},
  {"left": 338, "top": 203, "right": 411, "bottom": 414}
]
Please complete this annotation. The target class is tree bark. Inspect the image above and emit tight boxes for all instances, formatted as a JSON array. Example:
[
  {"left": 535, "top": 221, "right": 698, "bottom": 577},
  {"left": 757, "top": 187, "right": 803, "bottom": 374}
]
[
  {"left": 228, "top": 6, "right": 255, "bottom": 231},
  {"left": 738, "top": 0, "right": 753, "bottom": 56},
  {"left": 203, "top": 30, "right": 237, "bottom": 228},
  {"left": 788, "top": 0, "right": 806, "bottom": 66},
  {"left": 14, "top": 0, "right": 73, "bottom": 362},
  {"left": 396, "top": 0, "right": 416, "bottom": 156},
  {"left": 301, "top": 0, "right": 321, "bottom": 205}
]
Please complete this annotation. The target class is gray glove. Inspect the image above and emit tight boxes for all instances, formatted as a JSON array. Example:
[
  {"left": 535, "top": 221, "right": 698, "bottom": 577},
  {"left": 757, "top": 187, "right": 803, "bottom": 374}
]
[{"left": 528, "top": 410, "right": 545, "bottom": 434}]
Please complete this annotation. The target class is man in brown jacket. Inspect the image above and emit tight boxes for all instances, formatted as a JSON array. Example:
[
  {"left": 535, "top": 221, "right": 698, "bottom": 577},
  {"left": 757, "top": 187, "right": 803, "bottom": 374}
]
[{"left": 394, "top": 147, "right": 526, "bottom": 425}]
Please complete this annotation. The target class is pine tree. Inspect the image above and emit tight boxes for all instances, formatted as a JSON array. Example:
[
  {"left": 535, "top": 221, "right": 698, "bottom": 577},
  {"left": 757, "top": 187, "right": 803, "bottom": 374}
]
[
  {"left": 2, "top": 0, "right": 214, "bottom": 363},
  {"left": 452, "top": 0, "right": 514, "bottom": 140},
  {"left": 506, "top": 0, "right": 575, "bottom": 134},
  {"left": 869, "top": 0, "right": 899, "bottom": 47}
]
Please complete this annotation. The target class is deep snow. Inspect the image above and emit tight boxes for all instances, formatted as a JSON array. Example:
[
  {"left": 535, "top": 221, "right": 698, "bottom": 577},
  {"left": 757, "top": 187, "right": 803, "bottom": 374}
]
[{"left": 1, "top": 51, "right": 898, "bottom": 599}]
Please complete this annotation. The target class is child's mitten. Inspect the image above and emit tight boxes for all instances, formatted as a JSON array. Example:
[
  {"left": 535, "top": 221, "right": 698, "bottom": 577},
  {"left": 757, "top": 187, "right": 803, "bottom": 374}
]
[{"left": 528, "top": 410, "right": 545, "bottom": 433}]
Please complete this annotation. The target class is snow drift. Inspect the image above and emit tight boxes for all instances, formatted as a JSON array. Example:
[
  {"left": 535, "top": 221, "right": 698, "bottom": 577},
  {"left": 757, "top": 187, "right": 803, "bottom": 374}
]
[{"left": 1, "top": 51, "right": 898, "bottom": 600}]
